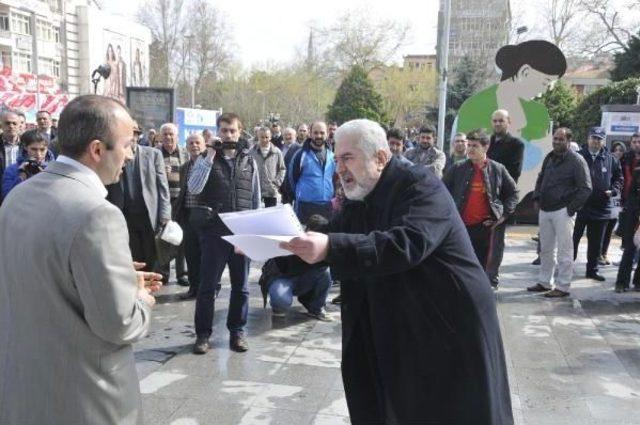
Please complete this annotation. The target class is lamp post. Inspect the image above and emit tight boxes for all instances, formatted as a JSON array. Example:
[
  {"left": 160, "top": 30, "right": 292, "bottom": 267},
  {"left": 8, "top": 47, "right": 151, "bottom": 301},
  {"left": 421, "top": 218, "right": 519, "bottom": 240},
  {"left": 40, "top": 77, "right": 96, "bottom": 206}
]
[
  {"left": 436, "top": 0, "right": 451, "bottom": 150},
  {"left": 185, "top": 34, "right": 195, "bottom": 108},
  {"left": 636, "top": 85, "right": 640, "bottom": 105}
]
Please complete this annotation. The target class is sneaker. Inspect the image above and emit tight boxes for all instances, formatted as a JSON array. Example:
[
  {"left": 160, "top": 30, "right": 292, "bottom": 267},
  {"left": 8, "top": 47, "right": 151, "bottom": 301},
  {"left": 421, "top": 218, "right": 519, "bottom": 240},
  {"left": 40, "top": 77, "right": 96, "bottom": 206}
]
[
  {"left": 306, "top": 308, "right": 333, "bottom": 322},
  {"left": 192, "top": 336, "right": 210, "bottom": 355},
  {"left": 230, "top": 334, "right": 249, "bottom": 353},
  {"left": 543, "top": 288, "right": 570, "bottom": 298}
]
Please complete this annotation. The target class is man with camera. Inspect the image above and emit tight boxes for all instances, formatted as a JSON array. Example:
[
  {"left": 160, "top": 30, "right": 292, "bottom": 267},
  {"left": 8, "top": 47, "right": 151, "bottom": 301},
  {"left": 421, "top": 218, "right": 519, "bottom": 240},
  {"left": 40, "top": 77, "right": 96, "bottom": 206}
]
[
  {"left": 187, "top": 112, "right": 261, "bottom": 354},
  {"left": 2, "top": 130, "right": 54, "bottom": 198}
]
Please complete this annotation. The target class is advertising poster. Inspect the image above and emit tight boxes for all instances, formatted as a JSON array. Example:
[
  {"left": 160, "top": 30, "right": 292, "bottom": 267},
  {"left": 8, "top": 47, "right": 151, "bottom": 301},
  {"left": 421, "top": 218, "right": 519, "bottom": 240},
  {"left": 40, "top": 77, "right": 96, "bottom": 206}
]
[
  {"left": 175, "top": 107, "right": 219, "bottom": 146},
  {"left": 101, "top": 29, "right": 130, "bottom": 103}
]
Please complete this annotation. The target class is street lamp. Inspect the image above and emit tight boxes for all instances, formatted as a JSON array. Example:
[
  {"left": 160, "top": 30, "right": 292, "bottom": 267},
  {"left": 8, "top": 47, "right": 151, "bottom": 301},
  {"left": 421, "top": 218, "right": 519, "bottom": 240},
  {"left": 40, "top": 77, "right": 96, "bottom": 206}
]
[
  {"left": 185, "top": 34, "right": 195, "bottom": 108},
  {"left": 636, "top": 85, "right": 640, "bottom": 105}
]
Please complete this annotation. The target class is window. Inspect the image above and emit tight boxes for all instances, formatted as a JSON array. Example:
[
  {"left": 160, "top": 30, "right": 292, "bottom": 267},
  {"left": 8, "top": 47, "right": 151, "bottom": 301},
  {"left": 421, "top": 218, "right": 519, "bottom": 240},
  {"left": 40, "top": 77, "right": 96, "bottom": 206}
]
[
  {"left": 13, "top": 53, "right": 31, "bottom": 73},
  {"left": 0, "top": 14, "right": 9, "bottom": 32},
  {"left": 37, "top": 20, "right": 54, "bottom": 42},
  {"left": 38, "top": 57, "right": 60, "bottom": 77},
  {"left": 53, "top": 26, "right": 60, "bottom": 43},
  {"left": 0, "top": 50, "right": 10, "bottom": 70},
  {"left": 11, "top": 13, "right": 31, "bottom": 36}
]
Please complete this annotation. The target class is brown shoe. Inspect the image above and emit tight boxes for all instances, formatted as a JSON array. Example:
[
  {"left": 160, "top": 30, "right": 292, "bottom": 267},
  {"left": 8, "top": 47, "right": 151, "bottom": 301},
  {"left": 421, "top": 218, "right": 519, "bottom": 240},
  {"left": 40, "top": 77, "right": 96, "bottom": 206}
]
[
  {"left": 527, "top": 283, "right": 551, "bottom": 292},
  {"left": 543, "top": 288, "right": 570, "bottom": 298},
  {"left": 230, "top": 334, "right": 249, "bottom": 353}
]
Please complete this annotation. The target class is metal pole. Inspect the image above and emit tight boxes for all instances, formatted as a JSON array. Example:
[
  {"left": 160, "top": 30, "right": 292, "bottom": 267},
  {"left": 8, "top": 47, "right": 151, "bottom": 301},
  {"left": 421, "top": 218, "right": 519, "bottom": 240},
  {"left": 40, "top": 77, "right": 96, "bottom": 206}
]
[{"left": 437, "top": 0, "right": 451, "bottom": 150}]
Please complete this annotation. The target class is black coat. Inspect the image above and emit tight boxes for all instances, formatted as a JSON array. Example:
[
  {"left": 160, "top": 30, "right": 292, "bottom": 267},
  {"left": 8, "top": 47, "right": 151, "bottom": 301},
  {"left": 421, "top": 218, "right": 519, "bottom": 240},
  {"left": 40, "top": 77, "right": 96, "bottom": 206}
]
[
  {"left": 326, "top": 157, "right": 513, "bottom": 424},
  {"left": 488, "top": 133, "right": 525, "bottom": 183},
  {"left": 577, "top": 146, "right": 623, "bottom": 220}
]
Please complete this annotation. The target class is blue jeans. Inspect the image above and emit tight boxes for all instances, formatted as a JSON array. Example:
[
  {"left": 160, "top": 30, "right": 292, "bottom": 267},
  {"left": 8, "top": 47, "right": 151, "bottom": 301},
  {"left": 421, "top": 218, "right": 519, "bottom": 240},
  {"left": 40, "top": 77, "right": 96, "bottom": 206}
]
[
  {"left": 269, "top": 267, "right": 331, "bottom": 314},
  {"left": 196, "top": 225, "right": 249, "bottom": 338}
]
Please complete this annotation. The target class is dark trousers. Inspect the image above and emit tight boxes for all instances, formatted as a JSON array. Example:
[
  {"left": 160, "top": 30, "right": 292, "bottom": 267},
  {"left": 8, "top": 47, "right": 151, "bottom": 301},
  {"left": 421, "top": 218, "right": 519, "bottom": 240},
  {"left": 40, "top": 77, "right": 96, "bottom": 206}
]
[
  {"left": 485, "top": 221, "right": 507, "bottom": 285},
  {"left": 573, "top": 215, "right": 607, "bottom": 274},
  {"left": 615, "top": 211, "right": 640, "bottom": 288},
  {"left": 466, "top": 224, "right": 493, "bottom": 270},
  {"left": 183, "top": 212, "right": 202, "bottom": 293},
  {"left": 196, "top": 225, "right": 249, "bottom": 338},
  {"left": 126, "top": 213, "right": 157, "bottom": 273},
  {"left": 296, "top": 201, "right": 333, "bottom": 225},
  {"left": 263, "top": 197, "right": 277, "bottom": 207},
  {"left": 601, "top": 218, "right": 618, "bottom": 257}
]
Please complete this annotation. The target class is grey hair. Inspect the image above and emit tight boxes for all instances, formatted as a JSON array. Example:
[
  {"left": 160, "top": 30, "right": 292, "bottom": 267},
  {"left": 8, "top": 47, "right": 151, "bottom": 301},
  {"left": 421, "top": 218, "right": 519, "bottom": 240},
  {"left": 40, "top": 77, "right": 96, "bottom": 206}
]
[
  {"left": 492, "top": 109, "right": 510, "bottom": 118},
  {"left": 284, "top": 127, "right": 296, "bottom": 135},
  {"left": 160, "top": 122, "right": 178, "bottom": 134},
  {"left": 334, "top": 119, "right": 391, "bottom": 157},
  {"left": 186, "top": 133, "right": 204, "bottom": 143}
]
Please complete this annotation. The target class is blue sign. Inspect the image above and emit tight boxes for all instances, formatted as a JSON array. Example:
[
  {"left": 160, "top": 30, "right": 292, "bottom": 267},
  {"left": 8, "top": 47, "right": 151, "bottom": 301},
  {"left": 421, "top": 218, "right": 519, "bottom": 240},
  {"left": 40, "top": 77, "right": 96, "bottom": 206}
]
[
  {"left": 611, "top": 125, "right": 639, "bottom": 133},
  {"left": 175, "top": 107, "right": 219, "bottom": 146}
]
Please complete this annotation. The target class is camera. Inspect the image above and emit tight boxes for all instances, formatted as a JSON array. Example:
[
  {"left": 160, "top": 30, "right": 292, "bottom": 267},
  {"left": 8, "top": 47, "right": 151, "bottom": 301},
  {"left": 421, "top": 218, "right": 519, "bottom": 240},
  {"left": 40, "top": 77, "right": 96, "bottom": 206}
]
[
  {"left": 21, "top": 160, "right": 45, "bottom": 177},
  {"left": 206, "top": 139, "right": 237, "bottom": 151}
]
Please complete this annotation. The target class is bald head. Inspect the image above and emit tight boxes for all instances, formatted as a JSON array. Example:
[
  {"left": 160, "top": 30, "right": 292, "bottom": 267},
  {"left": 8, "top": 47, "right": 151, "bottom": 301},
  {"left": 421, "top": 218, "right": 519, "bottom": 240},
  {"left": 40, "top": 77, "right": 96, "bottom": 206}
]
[
  {"left": 310, "top": 121, "right": 328, "bottom": 150},
  {"left": 491, "top": 109, "right": 511, "bottom": 136}
]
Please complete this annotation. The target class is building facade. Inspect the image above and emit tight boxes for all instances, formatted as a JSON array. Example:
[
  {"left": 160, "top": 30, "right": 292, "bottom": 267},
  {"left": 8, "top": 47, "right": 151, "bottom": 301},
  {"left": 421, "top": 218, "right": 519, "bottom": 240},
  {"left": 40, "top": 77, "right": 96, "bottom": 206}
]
[
  {"left": 0, "top": 0, "right": 149, "bottom": 121},
  {"left": 437, "top": 0, "right": 511, "bottom": 83}
]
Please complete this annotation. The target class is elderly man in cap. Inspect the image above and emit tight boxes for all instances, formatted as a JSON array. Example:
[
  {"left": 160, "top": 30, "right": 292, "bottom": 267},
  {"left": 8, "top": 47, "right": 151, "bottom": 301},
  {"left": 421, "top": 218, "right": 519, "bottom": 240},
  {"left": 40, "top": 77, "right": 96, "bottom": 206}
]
[
  {"left": 572, "top": 126, "right": 622, "bottom": 283},
  {"left": 280, "top": 119, "right": 512, "bottom": 424}
]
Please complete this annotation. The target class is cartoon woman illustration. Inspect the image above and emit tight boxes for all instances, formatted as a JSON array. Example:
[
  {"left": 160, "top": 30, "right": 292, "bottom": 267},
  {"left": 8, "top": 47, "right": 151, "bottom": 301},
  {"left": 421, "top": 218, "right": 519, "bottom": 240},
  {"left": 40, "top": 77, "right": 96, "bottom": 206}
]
[{"left": 456, "top": 40, "right": 567, "bottom": 195}]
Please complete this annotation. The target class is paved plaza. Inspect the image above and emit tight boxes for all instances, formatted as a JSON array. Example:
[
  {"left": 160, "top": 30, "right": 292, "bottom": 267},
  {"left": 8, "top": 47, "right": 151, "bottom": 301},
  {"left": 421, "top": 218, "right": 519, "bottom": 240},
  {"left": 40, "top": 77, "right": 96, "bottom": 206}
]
[{"left": 135, "top": 226, "right": 640, "bottom": 425}]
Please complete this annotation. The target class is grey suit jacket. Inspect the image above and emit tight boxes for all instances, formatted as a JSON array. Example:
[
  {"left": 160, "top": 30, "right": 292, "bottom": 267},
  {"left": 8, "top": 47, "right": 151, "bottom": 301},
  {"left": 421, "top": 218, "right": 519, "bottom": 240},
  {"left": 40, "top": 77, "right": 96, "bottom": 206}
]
[
  {"left": 0, "top": 161, "right": 152, "bottom": 425},
  {"left": 138, "top": 145, "right": 172, "bottom": 230}
]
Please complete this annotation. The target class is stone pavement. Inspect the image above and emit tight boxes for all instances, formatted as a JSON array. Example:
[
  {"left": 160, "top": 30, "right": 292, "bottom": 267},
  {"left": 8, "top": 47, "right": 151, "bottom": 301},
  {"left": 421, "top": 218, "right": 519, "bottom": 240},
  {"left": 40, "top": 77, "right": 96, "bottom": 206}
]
[{"left": 135, "top": 226, "right": 640, "bottom": 425}]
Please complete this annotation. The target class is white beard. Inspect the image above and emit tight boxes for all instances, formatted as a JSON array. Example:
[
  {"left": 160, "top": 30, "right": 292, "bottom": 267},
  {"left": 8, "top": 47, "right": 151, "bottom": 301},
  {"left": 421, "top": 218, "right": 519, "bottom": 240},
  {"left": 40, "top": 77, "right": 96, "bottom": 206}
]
[{"left": 341, "top": 173, "right": 379, "bottom": 201}]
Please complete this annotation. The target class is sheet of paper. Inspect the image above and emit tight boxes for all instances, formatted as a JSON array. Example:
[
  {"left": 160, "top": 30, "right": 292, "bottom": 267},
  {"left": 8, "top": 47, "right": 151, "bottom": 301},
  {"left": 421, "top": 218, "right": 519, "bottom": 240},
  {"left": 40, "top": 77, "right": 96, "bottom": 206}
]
[
  {"left": 221, "top": 235, "right": 296, "bottom": 262},
  {"left": 219, "top": 204, "right": 304, "bottom": 237}
]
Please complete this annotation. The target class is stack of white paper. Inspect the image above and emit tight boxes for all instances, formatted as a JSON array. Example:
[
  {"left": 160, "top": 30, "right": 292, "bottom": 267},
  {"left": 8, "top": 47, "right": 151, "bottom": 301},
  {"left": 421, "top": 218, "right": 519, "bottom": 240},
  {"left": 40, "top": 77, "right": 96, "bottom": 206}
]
[{"left": 219, "top": 204, "right": 304, "bottom": 261}]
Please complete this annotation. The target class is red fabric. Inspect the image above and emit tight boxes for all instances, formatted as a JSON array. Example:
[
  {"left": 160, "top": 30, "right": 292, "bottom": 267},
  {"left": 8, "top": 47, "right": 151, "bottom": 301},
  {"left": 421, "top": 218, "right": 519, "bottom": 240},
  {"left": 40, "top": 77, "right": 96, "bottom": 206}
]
[
  {"left": 462, "top": 162, "right": 492, "bottom": 226},
  {"left": 623, "top": 157, "right": 638, "bottom": 200}
]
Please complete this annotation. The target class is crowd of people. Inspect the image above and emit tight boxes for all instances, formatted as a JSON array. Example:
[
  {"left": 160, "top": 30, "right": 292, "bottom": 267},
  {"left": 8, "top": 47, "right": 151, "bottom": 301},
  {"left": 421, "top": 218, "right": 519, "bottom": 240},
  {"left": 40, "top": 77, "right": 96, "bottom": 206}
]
[{"left": 1, "top": 92, "right": 639, "bottom": 424}]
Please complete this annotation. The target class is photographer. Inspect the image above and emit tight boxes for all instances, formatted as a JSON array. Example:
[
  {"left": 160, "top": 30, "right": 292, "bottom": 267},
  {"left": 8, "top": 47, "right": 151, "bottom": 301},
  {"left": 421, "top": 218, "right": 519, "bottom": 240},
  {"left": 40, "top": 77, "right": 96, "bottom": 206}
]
[{"left": 2, "top": 130, "right": 53, "bottom": 199}]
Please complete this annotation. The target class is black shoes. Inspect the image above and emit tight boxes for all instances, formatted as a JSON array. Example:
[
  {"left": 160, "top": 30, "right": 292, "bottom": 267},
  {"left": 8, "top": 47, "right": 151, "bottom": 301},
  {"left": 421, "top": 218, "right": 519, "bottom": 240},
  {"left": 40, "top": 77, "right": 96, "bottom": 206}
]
[
  {"left": 230, "top": 334, "right": 249, "bottom": 353},
  {"left": 179, "top": 288, "right": 197, "bottom": 300},
  {"left": 527, "top": 283, "right": 551, "bottom": 292},
  {"left": 543, "top": 288, "right": 570, "bottom": 298},
  {"left": 532, "top": 257, "right": 541, "bottom": 265},
  {"left": 193, "top": 336, "right": 210, "bottom": 355},
  {"left": 586, "top": 272, "right": 606, "bottom": 282},
  {"left": 177, "top": 277, "right": 190, "bottom": 287}
]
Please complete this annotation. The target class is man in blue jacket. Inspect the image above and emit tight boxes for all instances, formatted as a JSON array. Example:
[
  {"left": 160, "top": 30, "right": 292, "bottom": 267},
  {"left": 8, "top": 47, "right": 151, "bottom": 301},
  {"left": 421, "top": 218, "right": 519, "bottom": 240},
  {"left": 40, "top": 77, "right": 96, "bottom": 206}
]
[
  {"left": 573, "top": 127, "right": 623, "bottom": 281},
  {"left": 288, "top": 121, "right": 336, "bottom": 224}
]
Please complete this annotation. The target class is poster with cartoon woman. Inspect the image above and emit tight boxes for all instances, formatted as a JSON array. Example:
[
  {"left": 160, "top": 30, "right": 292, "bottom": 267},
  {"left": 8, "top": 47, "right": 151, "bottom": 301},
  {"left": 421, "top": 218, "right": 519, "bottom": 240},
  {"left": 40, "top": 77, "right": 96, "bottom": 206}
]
[{"left": 456, "top": 40, "right": 567, "bottom": 198}]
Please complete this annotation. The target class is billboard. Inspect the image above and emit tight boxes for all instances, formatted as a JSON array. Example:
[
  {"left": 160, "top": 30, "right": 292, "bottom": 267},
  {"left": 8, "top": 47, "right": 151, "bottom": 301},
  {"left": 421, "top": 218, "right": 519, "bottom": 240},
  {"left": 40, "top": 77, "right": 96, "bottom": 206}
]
[
  {"left": 126, "top": 87, "right": 175, "bottom": 133},
  {"left": 175, "top": 107, "right": 220, "bottom": 146},
  {"left": 0, "top": 68, "right": 69, "bottom": 121}
]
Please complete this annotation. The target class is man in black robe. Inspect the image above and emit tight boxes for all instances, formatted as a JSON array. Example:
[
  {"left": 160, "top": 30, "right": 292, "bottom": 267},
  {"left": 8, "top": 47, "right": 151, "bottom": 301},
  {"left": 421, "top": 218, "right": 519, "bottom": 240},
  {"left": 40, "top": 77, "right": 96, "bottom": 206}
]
[{"left": 281, "top": 119, "right": 513, "bottom": 424}]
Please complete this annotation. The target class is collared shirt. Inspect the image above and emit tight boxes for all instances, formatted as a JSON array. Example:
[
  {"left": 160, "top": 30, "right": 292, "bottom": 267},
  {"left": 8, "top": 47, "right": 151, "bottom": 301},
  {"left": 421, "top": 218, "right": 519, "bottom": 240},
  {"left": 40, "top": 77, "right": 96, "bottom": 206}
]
[
  {"left": 3, "top": 135, "right": 19, "bottom": 167},
  {"left": 56, "top": 155, "right": 108, "bottom": 198},
  {"left": 184, "top": 162, "right": 200, "bottom": 209},
  {"left": 162, "top": 146, "right": 185, "bottom": 199}
]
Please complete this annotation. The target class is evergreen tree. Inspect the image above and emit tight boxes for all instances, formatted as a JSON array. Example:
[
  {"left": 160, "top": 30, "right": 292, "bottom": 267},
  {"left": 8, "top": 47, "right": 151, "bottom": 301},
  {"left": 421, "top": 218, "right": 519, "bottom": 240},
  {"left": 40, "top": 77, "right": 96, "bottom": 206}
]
[
  {"left": 611, "top": 31, "right": 640, "bottom": 82},
  {"left": 537, "top": 80, "right": 577, "bottom": 128},
  {"left": 448, "top": 55, "right": 483, "bottom": 111},
  {"left": 326, "top": 66, "right": 388, "bottom": 125}
]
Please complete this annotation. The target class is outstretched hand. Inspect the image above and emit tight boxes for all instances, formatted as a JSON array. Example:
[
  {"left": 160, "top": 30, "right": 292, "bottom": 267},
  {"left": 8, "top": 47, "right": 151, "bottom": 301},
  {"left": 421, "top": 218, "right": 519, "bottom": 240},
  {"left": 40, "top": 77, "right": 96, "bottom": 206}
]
[{"left": 280, "top": 231, "right": 329, "bottom": 264}]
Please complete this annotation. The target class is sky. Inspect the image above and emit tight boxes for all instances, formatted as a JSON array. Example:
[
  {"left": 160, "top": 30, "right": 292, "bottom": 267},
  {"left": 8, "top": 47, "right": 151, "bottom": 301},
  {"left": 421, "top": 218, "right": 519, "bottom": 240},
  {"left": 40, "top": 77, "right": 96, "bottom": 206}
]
[{"left": 104, "top": 0, "right": 441, "bottom": 69}]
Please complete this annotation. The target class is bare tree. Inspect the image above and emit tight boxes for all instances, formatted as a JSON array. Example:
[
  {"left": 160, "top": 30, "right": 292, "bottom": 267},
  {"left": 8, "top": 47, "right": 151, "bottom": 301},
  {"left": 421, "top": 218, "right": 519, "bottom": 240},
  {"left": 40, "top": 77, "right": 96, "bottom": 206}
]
[
  {"left": 314, "top": 9, "right": 411, "bottom": 72},
  {"left": 578, "top": 0, "right": 636, "bottom": 53},
  {"left": 546, "top": 0, "right": 583, "bottom": 49},
  {"left": 137, "top": 0, "right": 187, "bottom": 86}
]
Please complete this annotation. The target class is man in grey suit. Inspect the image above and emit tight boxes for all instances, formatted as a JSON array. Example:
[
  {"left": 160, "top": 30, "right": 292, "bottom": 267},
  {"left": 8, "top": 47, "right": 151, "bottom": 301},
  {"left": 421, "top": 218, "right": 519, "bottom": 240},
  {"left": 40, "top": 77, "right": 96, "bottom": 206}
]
[
  {"left": 107, "top": 122, "right": 172, "bottom": 275},
  {"left": 0, "top": 95, "right": 162, "bottom": 424}
]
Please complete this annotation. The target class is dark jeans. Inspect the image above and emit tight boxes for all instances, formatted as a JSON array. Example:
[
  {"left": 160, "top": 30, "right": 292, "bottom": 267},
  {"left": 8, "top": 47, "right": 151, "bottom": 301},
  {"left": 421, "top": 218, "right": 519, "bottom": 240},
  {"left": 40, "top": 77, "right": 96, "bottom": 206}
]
[
  {"left": 269, "top": 267, "right": 331, "bottom": 314},
  {"left": 615, "top": 211, "right": 640, "bottom": 289},
  {"left": 485, "top": 220, "right": 507, "bottom": 285},
  {"left": 296, "top": 201, "right": 333, "bottom": 225},
  {"left": 466, "top": 224, "right": 492, "bottom": 270},
  {"left": 573, "top": 215, "right": 607, "bottom": 274},
  {"left": 126, "top": 213, "right": 157, "bottom": 273},
  {"left": 196, "top": 224, "right": 249, "bottom": 338},
  {"left": 183, "top": 211, "right": 202, "bottom": 293},
  {"left": 601, "top": 218, "right": 618, "bottom": 257},
  {"left": 263, "top": 197, "right": 277, "bottom": 207}
]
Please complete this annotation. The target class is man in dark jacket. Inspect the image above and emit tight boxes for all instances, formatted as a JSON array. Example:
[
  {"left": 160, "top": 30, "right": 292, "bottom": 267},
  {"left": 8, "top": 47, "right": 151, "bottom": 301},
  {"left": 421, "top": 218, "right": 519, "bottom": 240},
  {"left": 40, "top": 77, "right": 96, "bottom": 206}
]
[
  {"left": 614, "top": 133, "right": 640, "bottom": 292},
  {"left": 486, "top": 109, "right": 526, "bottom": 287},
  {"left": 573, "top": 127, "right": 623, "bottom": 281},
  {"left": 444, "top": 129, "right": 519, "bottom": 281},
  {"left": 281, "top": 119, "right": 513, "bottom": 424},
  {"left": 187, "top": 112, "right": 261, "bottom": 354},
  {"left": 528, "top": 127, "right": 592, "bottom": 297}
]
